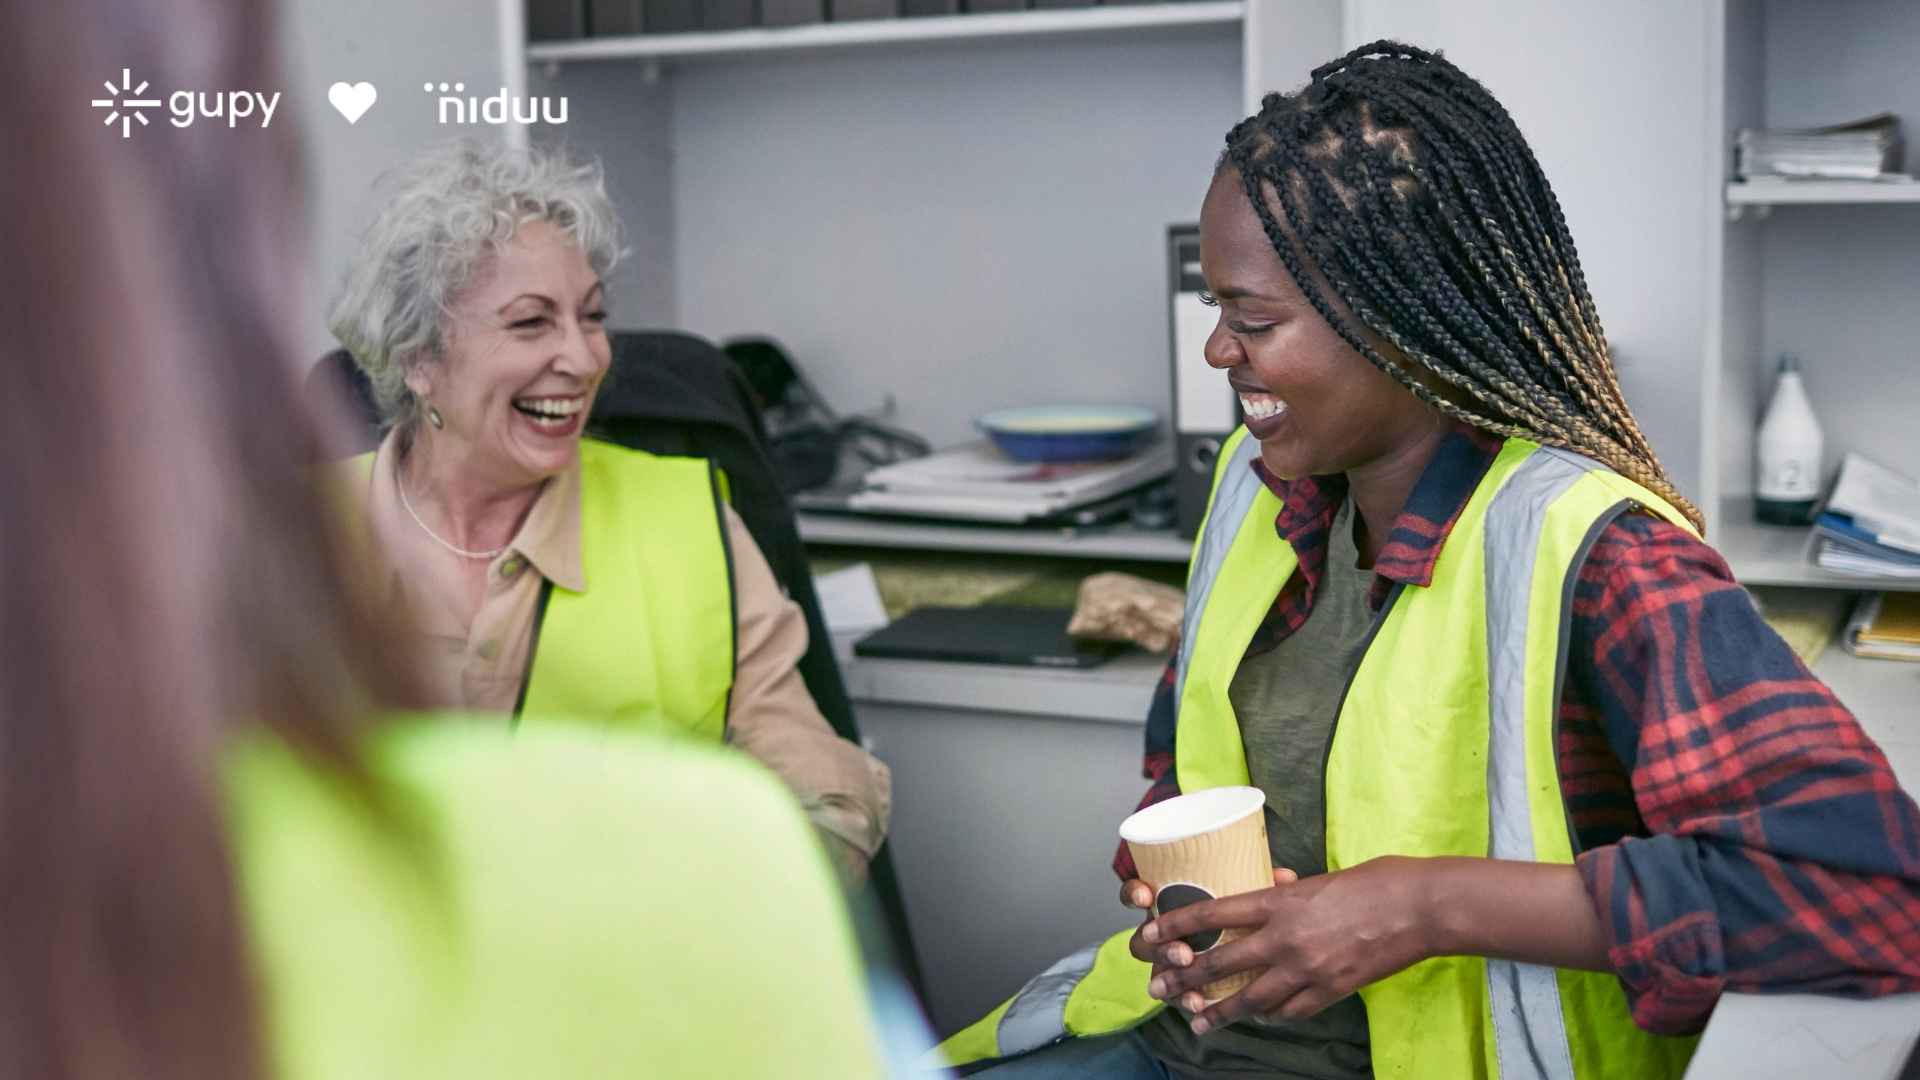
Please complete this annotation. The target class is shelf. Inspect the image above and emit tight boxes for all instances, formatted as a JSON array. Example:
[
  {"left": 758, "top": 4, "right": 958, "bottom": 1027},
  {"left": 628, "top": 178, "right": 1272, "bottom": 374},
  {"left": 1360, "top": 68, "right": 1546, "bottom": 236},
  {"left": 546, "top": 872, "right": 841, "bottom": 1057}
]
[
  {"left": 525, "top": 2, "right": 1243, "bottom": 66},
  {"left": 1715, "top": 498, "right": 1920, "bottom": 592},
  {"left": 805, "top": 498, "right": 1920, "bottom": 582},
  {"left": 1726, "top": 180, "right": 1920, "bottom": 208},
  {"left": 797, "top": 511, "right": 1193, "bottom": 563}
]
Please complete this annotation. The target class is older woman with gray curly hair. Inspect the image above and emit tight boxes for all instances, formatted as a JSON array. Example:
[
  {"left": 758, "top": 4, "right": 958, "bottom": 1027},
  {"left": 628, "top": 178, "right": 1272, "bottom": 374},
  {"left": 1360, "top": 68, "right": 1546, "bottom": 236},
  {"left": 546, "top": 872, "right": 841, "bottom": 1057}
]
[{"left": 326, "top": 138, "right": 890, "bottom": 884}]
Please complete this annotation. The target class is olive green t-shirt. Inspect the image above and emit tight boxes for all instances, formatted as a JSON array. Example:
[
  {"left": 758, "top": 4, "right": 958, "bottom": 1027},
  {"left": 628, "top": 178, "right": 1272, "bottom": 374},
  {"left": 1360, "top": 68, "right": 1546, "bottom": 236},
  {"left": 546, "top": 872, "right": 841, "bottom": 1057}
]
[{"left": 1140, "top": 497, "right": 1376, "bottom": 1079}]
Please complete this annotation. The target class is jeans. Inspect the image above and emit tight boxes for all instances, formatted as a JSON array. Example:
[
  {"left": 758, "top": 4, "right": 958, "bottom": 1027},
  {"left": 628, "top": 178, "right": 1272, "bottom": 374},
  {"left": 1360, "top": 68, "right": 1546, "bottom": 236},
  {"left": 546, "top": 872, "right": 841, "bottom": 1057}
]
[{"left": 966, "top": 1032, "right": 1172, "bottom": 1079}]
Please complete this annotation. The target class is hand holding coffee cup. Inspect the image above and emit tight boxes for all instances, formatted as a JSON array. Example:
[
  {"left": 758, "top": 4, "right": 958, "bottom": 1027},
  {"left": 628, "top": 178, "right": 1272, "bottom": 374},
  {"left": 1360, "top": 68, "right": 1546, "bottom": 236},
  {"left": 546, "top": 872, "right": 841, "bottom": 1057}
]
[{"left": 1119, "top": 786, "right": 1272, "bottom": 1003}]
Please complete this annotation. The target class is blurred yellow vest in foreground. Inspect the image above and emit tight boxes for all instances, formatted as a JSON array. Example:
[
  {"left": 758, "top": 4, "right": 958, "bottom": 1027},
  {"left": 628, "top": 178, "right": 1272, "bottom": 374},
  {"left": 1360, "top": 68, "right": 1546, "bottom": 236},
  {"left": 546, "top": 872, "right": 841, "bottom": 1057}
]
[{"left": 226, "top": 721, "right": 885, "bottom": 1079}]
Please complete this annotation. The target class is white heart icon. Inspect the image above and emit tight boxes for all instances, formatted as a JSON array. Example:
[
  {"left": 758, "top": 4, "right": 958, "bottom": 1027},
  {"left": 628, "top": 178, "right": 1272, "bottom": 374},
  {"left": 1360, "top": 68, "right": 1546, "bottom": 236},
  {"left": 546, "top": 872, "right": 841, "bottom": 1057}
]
[{"left": 328, "top": 81, "right": 377, "bottom": 125}]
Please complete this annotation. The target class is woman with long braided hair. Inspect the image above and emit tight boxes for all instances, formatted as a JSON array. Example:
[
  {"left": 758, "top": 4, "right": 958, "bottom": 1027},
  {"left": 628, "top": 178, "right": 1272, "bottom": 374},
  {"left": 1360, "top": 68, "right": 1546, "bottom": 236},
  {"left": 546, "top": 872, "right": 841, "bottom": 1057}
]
[{"left": 949, "top": 42, "right": 1920, "bottom": 1080}]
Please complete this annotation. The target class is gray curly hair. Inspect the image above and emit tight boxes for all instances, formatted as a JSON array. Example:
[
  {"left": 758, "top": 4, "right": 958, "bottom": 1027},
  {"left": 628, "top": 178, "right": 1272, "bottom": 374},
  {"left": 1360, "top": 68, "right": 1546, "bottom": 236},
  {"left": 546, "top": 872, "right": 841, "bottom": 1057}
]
[{"left": 327, "top": 137, "right": 624, "bottom": 432}]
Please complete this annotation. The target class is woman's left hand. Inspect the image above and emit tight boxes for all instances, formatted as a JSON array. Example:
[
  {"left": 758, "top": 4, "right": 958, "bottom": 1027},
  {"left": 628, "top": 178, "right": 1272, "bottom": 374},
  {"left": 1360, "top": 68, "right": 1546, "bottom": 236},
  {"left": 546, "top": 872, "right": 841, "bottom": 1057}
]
[{"left": 1136, "top": 855, "right": 1436, "bottom": 1034}]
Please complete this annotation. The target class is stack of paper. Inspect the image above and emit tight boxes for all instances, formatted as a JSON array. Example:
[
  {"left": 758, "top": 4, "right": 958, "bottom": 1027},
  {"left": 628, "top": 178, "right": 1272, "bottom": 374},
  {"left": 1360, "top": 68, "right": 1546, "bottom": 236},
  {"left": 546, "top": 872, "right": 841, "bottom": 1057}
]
[
  {"left": 812, "top": 563, "right": 891, "bottom": 635},
  {"left": 843, "top": 440, "right": 1173, "bottom": 523},
  {"left": 1843, "top": 592, "right": 1920, "bottom": 662},
  {"left": 1812, "top": 453, "right": 1920, "bottom": 580},
  {"left": 1736, "top": 113, "right": 1906, "bottom": 181}
]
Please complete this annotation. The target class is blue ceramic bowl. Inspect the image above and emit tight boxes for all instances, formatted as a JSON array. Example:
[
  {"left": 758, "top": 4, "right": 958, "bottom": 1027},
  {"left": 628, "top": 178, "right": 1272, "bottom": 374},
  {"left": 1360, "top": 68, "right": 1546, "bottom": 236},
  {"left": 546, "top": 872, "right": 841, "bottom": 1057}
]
[{"left": 974, "top": 405, "right": 1160, "bottom": 463}]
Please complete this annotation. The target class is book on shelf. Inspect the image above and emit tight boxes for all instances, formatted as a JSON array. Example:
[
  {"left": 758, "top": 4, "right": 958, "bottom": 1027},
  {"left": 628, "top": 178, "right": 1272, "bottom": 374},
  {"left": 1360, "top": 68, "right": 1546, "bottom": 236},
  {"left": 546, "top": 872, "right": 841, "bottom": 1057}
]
[
  {"left": 1843, "top": 592, "right": 1920, "bottom": 662},
  {"left": 1811, "top": 453, "right": 1920, "bottom": 579},
  {"left": 1735, "top": 112, "right": 1907, "bottom": 182}
]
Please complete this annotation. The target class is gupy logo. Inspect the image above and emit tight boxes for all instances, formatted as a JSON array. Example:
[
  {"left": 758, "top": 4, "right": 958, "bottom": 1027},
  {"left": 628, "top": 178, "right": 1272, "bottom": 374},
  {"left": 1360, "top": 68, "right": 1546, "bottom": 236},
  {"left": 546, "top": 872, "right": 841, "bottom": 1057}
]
[
  {"left": 90, "top": 68, "right": 282, "bottom": 136},
  {"left": 91, "top": 69, "right": 160, "bottom": 138}
]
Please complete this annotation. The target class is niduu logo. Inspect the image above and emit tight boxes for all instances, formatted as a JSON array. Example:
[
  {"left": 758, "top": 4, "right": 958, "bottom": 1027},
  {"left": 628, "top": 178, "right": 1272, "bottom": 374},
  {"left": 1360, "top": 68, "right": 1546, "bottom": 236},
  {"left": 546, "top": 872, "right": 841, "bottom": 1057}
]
[{"left": 427, "top": 82, "right": 568, "bottom": 126}]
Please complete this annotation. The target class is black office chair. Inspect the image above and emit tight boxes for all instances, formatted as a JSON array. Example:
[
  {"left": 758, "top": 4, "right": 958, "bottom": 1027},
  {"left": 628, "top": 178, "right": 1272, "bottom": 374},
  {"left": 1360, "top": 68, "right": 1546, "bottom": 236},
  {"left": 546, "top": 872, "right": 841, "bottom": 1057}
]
[{"left": 306, "top": 334, "right": 927, "bottom": 1003}]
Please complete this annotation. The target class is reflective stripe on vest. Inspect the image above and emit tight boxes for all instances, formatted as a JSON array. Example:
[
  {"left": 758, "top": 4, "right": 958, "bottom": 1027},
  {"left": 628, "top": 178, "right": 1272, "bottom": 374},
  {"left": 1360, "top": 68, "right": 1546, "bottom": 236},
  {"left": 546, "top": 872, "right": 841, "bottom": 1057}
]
[
  {"left": 1481, "top": 447, "right": 1606, "bottom": 1080},
  {"left": 346, "top": 440, "right": 736, "bottom": 740},
  {"left": 1174, "top": 431, "right": 1267, "bottom": 726},
  {"left": 996, "top": 942, "right": 1101, "bottom": 1055},
  {"left": 930, "top": 928, "right": 1151, "bottom": 1070}
]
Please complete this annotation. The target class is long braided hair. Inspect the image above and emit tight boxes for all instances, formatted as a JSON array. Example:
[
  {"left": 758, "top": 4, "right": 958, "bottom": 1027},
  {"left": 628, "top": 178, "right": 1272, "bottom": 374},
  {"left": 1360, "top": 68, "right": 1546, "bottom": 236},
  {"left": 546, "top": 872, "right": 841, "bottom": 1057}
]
[{"left": 1221, "top": 40, "right": 1702, "bottom": 532}]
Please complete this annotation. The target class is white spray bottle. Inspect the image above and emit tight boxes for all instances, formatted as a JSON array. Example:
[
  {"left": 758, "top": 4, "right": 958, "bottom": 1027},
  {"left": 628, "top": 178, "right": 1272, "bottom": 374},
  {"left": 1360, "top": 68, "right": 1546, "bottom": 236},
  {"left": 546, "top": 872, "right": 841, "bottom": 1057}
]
[{"left": 1754, "top": 354, "right": 1824, "bottom": 525}]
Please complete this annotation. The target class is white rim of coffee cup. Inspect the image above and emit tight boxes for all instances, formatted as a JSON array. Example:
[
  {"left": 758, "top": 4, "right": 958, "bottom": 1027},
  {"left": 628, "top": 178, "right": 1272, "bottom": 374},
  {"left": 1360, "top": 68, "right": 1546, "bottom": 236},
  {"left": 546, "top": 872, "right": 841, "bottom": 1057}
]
[{"left": 1118, "top": 786, "right": 1266, "bottom": 845}]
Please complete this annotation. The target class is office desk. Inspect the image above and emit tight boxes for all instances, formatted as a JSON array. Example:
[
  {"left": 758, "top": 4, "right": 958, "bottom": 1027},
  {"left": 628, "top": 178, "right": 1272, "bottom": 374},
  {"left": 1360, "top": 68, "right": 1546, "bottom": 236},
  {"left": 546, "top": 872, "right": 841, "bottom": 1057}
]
[
  {"left": 840, "top": 641, "right": 1164, "bottom": 1037},
  {"left": 1687, "top": 992, "right": 1920, "bottom": 1078},
  {"left": 843, "top": 646, "right": 1920, "bottom": 1053}
]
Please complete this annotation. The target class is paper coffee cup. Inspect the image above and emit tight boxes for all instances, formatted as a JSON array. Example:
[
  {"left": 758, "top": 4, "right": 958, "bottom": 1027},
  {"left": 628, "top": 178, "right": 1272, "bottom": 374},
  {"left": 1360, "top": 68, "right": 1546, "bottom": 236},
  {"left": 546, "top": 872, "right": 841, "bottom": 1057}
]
[{"left": 1119, "top": 786, "right": 1270, "bottom": 1003}]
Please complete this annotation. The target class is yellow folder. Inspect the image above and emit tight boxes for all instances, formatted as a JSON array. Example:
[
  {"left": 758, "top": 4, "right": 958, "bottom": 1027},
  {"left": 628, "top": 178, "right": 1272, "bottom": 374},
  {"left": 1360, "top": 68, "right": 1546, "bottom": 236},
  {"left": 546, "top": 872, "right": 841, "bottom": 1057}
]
[{"left": 1845, "top": 592, "right": 1920, "bottom": 661}]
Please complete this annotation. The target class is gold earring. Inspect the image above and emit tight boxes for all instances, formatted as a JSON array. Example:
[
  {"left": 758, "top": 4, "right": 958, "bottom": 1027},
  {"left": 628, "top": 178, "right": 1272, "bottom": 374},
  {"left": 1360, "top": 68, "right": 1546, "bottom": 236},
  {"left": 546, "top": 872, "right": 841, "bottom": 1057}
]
[{"left": 427, "top": 405, "right": 444, "bottom": 429}]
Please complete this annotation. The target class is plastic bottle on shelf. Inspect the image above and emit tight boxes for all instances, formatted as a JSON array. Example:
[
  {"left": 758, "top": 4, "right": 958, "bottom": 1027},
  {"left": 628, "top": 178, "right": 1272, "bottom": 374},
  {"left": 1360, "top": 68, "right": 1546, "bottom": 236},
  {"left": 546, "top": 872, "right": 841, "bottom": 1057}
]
[{"left": 1754, "top": 353, "right": 1824, "bottom": 526}]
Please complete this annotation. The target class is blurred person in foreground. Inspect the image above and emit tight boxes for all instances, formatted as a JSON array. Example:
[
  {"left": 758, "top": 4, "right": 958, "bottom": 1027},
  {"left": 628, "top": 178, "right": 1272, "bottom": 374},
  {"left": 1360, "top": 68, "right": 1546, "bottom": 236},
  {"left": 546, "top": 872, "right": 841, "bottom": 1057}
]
[
  {"left": 0, "top": 2, "right": 895, "bottom": 1077},
  {"left": 320, "top": 136, "right": 890, "bottom": 887}
]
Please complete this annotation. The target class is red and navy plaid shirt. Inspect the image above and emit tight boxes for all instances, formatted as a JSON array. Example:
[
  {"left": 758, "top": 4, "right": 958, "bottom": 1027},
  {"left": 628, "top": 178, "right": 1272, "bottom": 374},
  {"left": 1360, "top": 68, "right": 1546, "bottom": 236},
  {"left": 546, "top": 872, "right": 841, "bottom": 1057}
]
[{"left": 1114, "top": 427, "right": 1920, "bottom": 1035}]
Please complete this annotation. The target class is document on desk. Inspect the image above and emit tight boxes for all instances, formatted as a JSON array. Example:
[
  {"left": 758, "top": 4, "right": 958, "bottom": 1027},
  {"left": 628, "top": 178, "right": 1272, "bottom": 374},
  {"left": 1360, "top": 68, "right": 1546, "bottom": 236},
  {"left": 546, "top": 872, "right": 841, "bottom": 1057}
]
[
  {"left": 1684, "top": 991, "right": 1920, "bottom": 1079},
  {"left": 814, "top": 563, "right": 891, "bottom": 635},
  {"left": 843, "top": 440, "right": 1173, "bottom": 522}
]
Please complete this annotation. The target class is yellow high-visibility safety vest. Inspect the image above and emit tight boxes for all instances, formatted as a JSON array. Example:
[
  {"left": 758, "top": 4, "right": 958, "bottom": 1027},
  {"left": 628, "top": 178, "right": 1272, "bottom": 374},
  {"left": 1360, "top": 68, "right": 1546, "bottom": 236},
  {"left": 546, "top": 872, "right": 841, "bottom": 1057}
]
[
  {"left": 348, "top": 438, "right": 737, "bottom": 738},
  {"left": 938, "top": 428, "right": 1699, "bottom": 1079},
  {"left": 227, "top": 721, "right": 889, "bottom": 1079}
]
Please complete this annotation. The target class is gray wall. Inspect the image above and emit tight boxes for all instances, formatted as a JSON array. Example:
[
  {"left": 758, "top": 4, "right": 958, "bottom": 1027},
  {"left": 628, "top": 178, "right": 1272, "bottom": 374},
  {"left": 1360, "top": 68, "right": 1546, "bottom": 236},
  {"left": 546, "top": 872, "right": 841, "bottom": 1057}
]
[
  {"left": 530, "top": 63, "right": 679, "bottom": 329},
  {"left": 279, "top": 0, "right": 509, "bottom": 361},
  {"left": 1756, "top": 0, "right": 1920, "bottom": 475},
  {"left": 532, "top": 7, "right": 1738, "bottom": 489},
  {"left": 1345, "top": 0, "right": 1715, "bottom": 504},
  {"left": 662, "top": 31, "right": 1244, "bottom": 446},
  {"left": 1757, "top": 205, "right": 1920, "bottom": 475},
  {"left": 857, "top": 700, "right": 1148, "bottom": 1037}
]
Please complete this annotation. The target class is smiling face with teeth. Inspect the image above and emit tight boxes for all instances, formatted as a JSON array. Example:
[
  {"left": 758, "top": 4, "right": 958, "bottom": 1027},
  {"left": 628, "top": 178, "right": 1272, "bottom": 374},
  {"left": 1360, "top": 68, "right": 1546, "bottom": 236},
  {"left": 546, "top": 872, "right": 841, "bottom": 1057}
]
[
  {"left": 405, "top": 220, "right": 610, "bottom": 493},
  {"left": 1198, "top": 169, "right": 1449, "bottom": 486}
]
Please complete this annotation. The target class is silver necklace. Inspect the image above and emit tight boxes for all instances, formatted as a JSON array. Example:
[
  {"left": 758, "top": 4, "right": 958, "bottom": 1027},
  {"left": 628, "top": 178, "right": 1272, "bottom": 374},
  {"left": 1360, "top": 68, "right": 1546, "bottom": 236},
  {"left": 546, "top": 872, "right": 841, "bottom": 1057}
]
[{"left": 397, "top": 475, "right": 507, "bottom": 560}]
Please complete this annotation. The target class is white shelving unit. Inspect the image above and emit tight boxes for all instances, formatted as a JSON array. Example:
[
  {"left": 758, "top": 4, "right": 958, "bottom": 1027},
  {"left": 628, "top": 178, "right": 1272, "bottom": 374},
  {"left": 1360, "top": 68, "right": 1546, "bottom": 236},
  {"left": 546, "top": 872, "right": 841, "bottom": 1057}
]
[
  {"left": 1716, "top": 499, "right": 1920, "bottom": 592},
  {"left": 527, "top": 2, "right": 1244, "bottom": 66},
  {"left": 521, "top": 0, "right": 1339, "bottom": 564},
  {"left": 1709, "top": 0, "right": 1920, "bottom": 599},
  {"left": 521, "top": 3, "right": 1917, "bottom": 715},
  {"left": 1726, "top": 179, "right": 1920, "bottom": 209}
]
